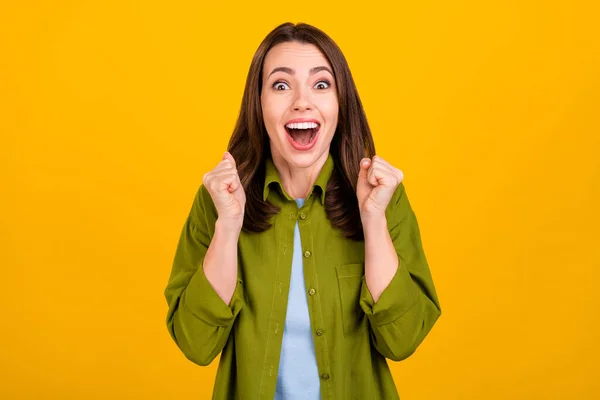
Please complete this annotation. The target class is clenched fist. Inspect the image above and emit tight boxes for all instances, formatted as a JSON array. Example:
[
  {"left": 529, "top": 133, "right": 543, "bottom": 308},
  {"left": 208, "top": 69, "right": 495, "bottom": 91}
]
[{"left": 202, "top": 151, "right": 246, "bottom": 229}]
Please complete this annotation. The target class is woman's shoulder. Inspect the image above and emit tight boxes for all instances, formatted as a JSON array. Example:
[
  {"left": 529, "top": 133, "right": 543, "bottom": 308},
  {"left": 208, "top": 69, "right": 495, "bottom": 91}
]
[
  {"left": 384, "top": 181, "right": 414, "bottom": 223},
  {"left": 188, "top": 183, "right": 219, "bottom": 228},
  {"left": 387, "top": 181, "right": 407, "bottom": 209}
]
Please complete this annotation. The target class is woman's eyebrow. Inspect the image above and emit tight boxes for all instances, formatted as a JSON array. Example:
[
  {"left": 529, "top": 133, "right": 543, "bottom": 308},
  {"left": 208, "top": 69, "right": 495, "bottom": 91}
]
[{"left": 267, "top": 66, "right": 333, "bottom": 78}]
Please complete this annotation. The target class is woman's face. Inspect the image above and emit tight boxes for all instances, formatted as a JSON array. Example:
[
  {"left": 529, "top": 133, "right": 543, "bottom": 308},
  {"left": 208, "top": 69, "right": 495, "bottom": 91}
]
[{"left": 261, "top": 41, "right": 339, "bottom": 168}]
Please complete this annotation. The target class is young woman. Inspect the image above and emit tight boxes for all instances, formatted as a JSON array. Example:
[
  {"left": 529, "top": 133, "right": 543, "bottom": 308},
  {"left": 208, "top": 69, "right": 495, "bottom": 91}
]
[{"left": 164, "top": 22, "right": 442, "bottom": 399}]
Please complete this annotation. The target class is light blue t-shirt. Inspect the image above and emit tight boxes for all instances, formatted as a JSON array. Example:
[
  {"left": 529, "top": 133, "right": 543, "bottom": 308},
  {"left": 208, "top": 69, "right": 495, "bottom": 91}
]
[{"left": 274, "top": 198, "right": 320, "bottom": 399}]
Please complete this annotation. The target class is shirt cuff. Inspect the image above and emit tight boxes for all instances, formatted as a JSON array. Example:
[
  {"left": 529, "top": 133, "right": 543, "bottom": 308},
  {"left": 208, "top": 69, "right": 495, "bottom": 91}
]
[
  {"left": 184, "top": 262, "right": 244, "bottom": 327},
  {"left": 359, "top": 259, "right": 418, "bottom": 326}
]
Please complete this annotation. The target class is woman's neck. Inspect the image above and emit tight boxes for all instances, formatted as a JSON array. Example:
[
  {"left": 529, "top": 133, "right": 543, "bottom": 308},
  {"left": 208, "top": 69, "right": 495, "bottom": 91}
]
[{"left": 271, "top": 151, "right": 329, "bottom": 199}]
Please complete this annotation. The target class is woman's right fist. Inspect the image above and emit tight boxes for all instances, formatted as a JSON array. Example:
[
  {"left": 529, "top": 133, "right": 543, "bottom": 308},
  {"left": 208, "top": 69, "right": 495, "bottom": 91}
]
[{"left": 202, "top": 151, "right": 246, "bottom": 228}]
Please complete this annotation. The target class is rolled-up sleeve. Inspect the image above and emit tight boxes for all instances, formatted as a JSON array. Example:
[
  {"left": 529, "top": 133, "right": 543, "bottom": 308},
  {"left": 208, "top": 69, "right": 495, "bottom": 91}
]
[
  {"left": 359, "top": 182, "right": 441, "bottom": 361},
  {"left": 164, "top": 184, "right": 244, "bottom": 366}
]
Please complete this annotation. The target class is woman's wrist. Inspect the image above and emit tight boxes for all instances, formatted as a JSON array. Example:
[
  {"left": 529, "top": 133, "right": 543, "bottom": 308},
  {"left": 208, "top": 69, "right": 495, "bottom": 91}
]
[{"left": 216, "top": 217, "right": 243, "bottom": 237}]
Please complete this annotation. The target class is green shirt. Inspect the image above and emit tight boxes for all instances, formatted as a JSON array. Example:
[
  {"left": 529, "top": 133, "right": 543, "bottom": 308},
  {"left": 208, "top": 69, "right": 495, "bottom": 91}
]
[{"left": 164, "top": 152, "right": 442, "bottom": 399}]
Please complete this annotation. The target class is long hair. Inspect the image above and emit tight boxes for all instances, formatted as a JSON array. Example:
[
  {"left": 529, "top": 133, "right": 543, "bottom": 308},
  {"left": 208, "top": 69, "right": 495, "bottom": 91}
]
[{"left": 227, "top": 22, "right": 376, "bottom": 241}]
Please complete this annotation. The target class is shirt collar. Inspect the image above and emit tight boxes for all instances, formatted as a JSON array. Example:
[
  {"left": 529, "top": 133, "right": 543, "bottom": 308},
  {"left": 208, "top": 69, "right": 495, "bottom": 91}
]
[{"left": 262, "top": 152, "right": 335, "bottom": 205}]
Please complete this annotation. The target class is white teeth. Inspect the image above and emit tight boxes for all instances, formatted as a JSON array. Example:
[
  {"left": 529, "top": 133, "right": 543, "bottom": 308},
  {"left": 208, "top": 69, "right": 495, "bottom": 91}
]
[{"left": 285, "top": 122, "right": 319, "bottom": 129}]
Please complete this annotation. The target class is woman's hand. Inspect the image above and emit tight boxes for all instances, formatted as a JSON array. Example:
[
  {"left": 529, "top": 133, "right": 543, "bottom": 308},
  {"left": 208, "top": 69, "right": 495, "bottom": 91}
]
[
  {"left": 202, "top": 151, "right": 247, "bottom": 229},
  {"left": 356, "top": 155, "right": 404, "bottom": 221}
]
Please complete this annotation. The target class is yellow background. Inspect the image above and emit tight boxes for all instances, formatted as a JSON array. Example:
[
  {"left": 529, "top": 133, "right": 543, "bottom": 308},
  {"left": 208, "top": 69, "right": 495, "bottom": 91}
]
[{"left": 2, "top": 1, "right": 599, "bottom": 399}]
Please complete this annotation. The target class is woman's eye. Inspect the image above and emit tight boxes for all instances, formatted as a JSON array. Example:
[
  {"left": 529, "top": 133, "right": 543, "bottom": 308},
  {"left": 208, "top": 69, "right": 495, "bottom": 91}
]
[
  {"left": 272, "top": 80, "right": 331, "bottom": 90},
  {"left": 315, "top": 80, "right": 331, "bottom": 89},
  {"left": 273, "top": 81, "right": 290, "bottom": 90}
]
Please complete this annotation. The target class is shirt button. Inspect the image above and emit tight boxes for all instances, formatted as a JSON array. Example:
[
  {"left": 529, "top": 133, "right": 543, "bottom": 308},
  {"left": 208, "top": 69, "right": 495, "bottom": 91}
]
[
  {"left": 316, "top": 329, "right": 324, "bottom": 336},
  {"left": 299, "top": 212, "right": 307, "bottom": 220},
  {"left": 321, "top": 373, "right": 330, "bottom": 380},
  {"left": 303, "top": 250, "right": 312, "bottom": 258},
  {"left": 308, "top": 288, "right": 316, "bottom": 296}
]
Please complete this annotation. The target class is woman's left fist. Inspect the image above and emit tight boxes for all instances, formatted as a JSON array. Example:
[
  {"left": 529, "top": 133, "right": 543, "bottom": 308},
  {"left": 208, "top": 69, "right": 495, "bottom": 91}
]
[{"left": 356, "top": 155, "right": 404, "bottom": 220}]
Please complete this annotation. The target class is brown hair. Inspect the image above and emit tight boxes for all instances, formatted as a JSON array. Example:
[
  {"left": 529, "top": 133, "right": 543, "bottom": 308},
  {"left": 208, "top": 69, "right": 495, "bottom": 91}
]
[{"left": 227, "top": 22, "right": 376, "bottom": 241}]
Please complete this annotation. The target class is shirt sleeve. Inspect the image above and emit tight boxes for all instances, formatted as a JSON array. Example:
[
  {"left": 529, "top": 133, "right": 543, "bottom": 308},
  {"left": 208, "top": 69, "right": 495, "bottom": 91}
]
[
  {"left": 359, "top": 182, "right": 442, "bottom": 361},
  {"left": 164, "top": 184, "right": 244, "bottom": 366}
]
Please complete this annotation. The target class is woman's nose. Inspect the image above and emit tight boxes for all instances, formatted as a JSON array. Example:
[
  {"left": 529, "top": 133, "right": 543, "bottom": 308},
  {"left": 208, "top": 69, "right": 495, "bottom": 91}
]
[{"left": 292, "top": 89, "right": 313, "bottom": 111}]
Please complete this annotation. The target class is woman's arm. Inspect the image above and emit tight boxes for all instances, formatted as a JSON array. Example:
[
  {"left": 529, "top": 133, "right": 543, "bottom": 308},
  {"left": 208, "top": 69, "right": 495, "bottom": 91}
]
[
  {"left": 204, "top": 219, "right": 241, "bottom": 305},
  {"left": 359, "top": 182, "right": 442, "bottom": 361},
  {"left": 164, "top": 185, "right": 244, "bottom": 366},
  {"left": 363, "top": 216, "right": 399, "bottom": 303}
]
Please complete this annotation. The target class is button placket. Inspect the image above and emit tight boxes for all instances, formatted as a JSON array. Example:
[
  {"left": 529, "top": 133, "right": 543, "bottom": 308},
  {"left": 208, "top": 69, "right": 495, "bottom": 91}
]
[{"left": 298, "top": 212, "right": 332, "bottom": 389}]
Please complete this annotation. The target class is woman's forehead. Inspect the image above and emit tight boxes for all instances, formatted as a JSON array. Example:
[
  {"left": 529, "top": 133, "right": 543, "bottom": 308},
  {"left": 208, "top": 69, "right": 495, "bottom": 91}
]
[{"left": 263, "top": 42, "right": 331, "bottom": 74}]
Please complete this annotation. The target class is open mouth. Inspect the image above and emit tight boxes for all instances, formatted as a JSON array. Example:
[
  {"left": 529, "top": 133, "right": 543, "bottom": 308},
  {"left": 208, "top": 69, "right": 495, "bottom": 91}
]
[{"left": 285, "top": 123, "right": 320, "bottom": 145}]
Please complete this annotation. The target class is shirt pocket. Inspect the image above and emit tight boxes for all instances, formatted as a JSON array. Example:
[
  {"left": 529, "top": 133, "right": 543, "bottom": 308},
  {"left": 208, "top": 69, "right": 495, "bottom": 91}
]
[{"left": 335, "top": 263, "right": 365, "bottom": 336}]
